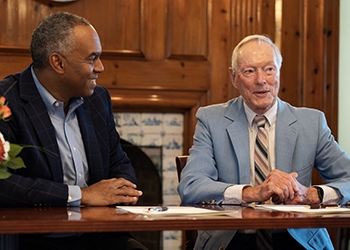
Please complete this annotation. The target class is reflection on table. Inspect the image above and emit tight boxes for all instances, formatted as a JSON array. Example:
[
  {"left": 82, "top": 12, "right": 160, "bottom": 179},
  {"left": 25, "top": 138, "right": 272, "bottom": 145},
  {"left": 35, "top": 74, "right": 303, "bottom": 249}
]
[{"left": 1, "top": 205, "right": 350, "bottom": 234}]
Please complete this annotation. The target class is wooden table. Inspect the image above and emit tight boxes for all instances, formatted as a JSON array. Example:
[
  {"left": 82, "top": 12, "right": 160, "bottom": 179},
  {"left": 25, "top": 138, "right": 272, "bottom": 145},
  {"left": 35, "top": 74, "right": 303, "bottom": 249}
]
[
  {"left": 1, "top": 205, "right": 350, "bottom": 249},
  {"left": 1, "top": 205, "right": 350, "bottom": 233}
]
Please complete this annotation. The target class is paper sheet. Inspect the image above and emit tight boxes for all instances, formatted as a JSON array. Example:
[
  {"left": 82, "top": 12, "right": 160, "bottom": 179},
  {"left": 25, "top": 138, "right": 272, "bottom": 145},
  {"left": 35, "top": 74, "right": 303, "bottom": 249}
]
[
  {"left": 116, "top": 206, "right": 231, "bottom": 216},
  {"left": 254, "top": 204, "right": 350, "bottom": 214}
]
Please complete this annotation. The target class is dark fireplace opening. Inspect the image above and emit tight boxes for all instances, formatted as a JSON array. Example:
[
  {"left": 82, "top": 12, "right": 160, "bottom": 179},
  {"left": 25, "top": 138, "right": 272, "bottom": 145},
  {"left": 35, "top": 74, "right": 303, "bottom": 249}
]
[{"left": 121, "top": 139, "right": 163, "bottom": 250}]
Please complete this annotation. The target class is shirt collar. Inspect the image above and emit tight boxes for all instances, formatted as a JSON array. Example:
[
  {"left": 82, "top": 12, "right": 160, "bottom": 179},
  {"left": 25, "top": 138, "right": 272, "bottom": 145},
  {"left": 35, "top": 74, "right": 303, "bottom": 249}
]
[
  {"left": 243, "top": 99, "right": 278, "bottom": 126},
  {"left": 30, "top": 66, "right": 84, "bottom": 115}
]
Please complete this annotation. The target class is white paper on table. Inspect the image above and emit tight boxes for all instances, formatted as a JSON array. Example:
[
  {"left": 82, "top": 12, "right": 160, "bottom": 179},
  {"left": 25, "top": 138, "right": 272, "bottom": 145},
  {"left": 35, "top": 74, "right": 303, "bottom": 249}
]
[
  {"left": 116, "top": 206, "right": 232, "bottom": 217},
  {"left": 254, "top": 204, "right": 350, "bottom": 214}
]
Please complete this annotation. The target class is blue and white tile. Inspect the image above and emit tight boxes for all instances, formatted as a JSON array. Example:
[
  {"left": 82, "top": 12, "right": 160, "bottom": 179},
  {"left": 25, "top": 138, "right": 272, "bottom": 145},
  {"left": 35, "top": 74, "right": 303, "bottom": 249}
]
[
  {"left": 162, "top": 134, "right": 183, "bottom": 157},
  {"left": 114, "top": 113, "right": 122, "bottom": 129},
  {"left": 162, "top": 156, "right": 177, "bottom": 173},
  {"left": 113, "top": 112, "right": 184, "bottom": 250},
  {"left": 119, "top": 113, "right": 142, "bottom": 134},
  {"left": 162, "top": 175, "right": 179, "bottom": 195},
  {"left": 141, "top": 113, "right": 163, "bottom": 134},
  {"left": 141, "top": 133, "right": 163, "bottom": 147},
  {"left": 121, "top": 132, "right": 142, "bottom": 146},
  {"left": 163, "top": 114, "right": 184, "bottom": 134},
  {"left": 163, "top": 231, "right": 182, "bottom": 250}
]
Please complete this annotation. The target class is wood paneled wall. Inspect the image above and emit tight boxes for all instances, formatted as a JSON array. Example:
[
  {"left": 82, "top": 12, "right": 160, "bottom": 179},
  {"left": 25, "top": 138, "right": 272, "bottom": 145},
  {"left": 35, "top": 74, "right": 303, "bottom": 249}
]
[
  {"left": 0, "top": 0, "right": 341, "bottom": 246},
  {"left": 0, "top": 0, "right": 340, "bottom": 189},
  {"left": 0, "top": 0, "right": 339, "bottom": 154}
]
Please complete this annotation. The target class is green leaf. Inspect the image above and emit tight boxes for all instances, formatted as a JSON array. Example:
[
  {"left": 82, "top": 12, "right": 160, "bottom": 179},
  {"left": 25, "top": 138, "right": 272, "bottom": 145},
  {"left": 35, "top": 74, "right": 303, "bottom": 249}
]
[
  {"left": 6, "top": 157, "right": 26, "bottom": 170},
  {"left": 0, "top": 166, "right": 11, "bottom": 179},
  {"left": 8, "top": 144, "right": 23, "bottom": 158}
]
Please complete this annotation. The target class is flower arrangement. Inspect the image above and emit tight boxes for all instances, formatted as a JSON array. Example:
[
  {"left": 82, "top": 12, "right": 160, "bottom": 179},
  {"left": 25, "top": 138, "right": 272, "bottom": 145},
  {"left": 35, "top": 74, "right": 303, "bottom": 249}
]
[{"left": 0, "top": 96, "right": 25, "bottom": 179}]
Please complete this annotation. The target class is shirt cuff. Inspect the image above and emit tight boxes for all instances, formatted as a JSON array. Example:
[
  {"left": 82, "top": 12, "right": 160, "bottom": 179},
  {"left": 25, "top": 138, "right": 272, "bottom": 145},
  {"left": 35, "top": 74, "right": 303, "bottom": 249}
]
[
  {"left": 315, "top": 185, "right": 341, "bottom": 204},
  {"left": 67, "top": 185, "right": 82, "bottom": 207},
  {"left": 67, "top": 207, "right": 82, "bottom": 220},
  {"left": 222, "top": 184, "right": 250, "bottom": 204}
]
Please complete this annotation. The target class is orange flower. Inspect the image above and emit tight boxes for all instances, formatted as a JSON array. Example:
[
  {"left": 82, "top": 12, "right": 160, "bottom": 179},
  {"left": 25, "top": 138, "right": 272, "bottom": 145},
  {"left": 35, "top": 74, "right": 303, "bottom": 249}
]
[
  {"left": 0, "top": 96, "right": 11, "bottom": 120},
  {"left": 0, "top": 93, "right": 26, "bottom": 179}
]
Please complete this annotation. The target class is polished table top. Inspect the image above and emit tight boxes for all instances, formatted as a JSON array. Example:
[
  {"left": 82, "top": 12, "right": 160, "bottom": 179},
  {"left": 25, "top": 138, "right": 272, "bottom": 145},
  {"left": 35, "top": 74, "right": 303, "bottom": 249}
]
[{"left": 1, "top": 205, "right": 350, "bottom": 234}]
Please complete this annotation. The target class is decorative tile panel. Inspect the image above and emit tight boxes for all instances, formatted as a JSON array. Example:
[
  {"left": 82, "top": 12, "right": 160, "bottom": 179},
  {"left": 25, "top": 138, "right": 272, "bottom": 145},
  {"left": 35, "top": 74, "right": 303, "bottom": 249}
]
[{"left": 114, "top": 112, "right": 184, "bottom": 250}]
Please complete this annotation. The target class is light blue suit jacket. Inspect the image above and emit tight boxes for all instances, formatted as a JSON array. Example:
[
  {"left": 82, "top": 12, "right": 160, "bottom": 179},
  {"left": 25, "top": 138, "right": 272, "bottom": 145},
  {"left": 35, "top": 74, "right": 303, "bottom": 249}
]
[{"left": 178, "top": 96, "right": 350, "bottom": 250}]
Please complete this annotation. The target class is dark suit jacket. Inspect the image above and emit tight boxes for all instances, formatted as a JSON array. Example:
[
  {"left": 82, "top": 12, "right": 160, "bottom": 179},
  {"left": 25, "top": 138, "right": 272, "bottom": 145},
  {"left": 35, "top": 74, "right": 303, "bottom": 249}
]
[{"left": 0, "top": 65, "right": 136, "bottom": 207}]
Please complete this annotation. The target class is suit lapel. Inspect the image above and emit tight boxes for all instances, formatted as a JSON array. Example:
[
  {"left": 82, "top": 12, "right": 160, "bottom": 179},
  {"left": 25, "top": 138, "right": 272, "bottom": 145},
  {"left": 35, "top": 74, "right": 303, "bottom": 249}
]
[
  {"left": 275, "top": 99, "right": 298, "bottom": 173},
  {"left": 76, "top": 102, "right": 104, "bottom": 183},
  {"left": 19, "top": 68, "right": 63, "bottom": 182},
  {"left": 225, "top": 97, "right": 251, "bottom": 184},
  {"left": 224, "top": 98, "right": 299, "bottom": 183}
]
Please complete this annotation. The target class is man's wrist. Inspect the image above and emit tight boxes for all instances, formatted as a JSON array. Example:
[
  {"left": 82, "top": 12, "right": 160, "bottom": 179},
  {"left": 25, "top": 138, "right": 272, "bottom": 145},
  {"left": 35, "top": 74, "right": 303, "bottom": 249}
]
[
  {"left": 242, "top": 185, "right": 260, "bottom": 203},
  {"left": 306, "top": 186, "right": 323, "bottom": 204}
]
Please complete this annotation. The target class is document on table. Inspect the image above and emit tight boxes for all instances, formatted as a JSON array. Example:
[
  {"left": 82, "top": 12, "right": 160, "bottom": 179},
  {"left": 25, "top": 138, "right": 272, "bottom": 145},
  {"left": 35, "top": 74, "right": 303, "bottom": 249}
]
[
  {"left": 116, "top": 206, "right": 233, "bottom": 217},
  {"left": 254, "top": 204, "right": 350, "bottom": 214}
]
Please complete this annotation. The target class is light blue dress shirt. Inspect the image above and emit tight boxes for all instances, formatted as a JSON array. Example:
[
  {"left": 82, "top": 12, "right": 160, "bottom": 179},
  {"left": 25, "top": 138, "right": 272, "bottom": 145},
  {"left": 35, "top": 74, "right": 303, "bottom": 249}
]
[{"left": 31, "top": 67, "right": 88, "bottom": 206}]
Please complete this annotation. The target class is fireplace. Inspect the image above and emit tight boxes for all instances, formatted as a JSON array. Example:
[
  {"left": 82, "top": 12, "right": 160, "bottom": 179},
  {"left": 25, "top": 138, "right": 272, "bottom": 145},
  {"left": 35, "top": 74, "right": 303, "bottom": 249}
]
[
  {"left": 120, "top": 139, "right": 162, "bottom": 206},
  {"left": 120, "top": 139, "right": 162, "bottom": 250},
  {"left": 115, "top": 112, "right": 184, "bottom": 250}
]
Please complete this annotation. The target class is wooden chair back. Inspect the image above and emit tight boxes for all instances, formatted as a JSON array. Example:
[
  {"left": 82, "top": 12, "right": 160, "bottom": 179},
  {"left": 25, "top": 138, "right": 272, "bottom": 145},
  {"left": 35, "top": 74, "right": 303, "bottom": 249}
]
[
  {"left": 175, "top": 155, "right": 197, "bottom": 250},
  {"left": 175, "top": 155, "right": 189, "bottom": 182}
]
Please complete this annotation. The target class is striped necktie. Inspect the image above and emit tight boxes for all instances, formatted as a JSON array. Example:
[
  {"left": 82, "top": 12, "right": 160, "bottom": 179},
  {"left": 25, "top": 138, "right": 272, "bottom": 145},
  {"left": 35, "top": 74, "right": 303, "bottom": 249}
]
[
  {"left": 254, "top": 115, "right": 269, "bottom": 185},
  {"left": 254, "top": 115, "right": 273, "bottom": 250}
]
